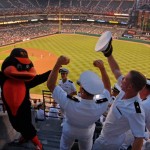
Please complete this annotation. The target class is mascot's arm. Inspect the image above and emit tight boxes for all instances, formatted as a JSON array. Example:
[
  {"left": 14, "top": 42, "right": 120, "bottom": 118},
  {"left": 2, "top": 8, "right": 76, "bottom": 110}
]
[
  {"left": 27, "top": 70, "right": 51, "bottom": 88},
  {"left": 0, "top": 72, "right": 5, "bottom": 86}
]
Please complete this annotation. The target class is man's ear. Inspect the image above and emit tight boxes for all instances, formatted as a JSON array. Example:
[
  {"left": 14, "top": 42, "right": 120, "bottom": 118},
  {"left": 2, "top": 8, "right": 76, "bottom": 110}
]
[{"left": 80, "top": 87, "right": 84, "bottom": 95}]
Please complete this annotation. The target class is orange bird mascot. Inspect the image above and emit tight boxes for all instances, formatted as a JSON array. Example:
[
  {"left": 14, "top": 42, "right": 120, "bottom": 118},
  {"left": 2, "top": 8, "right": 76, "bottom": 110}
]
[{"left": 0, "top": 48, "right": 51, "bottom": 150}]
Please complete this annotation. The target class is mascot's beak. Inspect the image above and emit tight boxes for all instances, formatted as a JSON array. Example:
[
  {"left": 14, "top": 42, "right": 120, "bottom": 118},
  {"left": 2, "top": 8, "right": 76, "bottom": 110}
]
[
  {"left": 4, "top": 57, "right": 36, "bottom": 81},
  {"left": 4, "top": 66, "right": 36, "bottom": 81}
]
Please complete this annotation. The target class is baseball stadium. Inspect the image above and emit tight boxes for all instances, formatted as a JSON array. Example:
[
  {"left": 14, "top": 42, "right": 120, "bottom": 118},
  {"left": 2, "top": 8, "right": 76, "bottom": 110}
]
[{"left": 0, "top": 0, "right": 150, "bottom": 150}]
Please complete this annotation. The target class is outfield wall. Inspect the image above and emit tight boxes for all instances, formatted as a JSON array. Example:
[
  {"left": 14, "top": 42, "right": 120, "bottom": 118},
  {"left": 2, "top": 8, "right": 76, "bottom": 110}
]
[
  {"left": 0, "top": 32, "right": 149, "bottom": 49},
  {"left": 118, "top": 37, "right": 150, "bottom": 45},
  {"left": 75, "top": 32, "right": 150, "bottom": 45}
]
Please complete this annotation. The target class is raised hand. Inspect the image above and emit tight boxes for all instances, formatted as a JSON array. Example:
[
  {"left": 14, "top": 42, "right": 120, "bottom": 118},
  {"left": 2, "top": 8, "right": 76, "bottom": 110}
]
[
  {"left": 57, "top": 55, "right": 70, "bottom": 66},
  {"left": 93, "top": 60, "right": 104, "bottom": 70}
]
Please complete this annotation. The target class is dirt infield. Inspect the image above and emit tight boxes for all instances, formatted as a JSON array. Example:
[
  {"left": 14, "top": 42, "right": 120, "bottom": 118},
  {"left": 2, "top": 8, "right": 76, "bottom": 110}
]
[
  {"left": 0, "top": 48, "right": 58, "bottom": 74},
  {"left": 27, "top": 48, "right": 58, "bottom": 74}
]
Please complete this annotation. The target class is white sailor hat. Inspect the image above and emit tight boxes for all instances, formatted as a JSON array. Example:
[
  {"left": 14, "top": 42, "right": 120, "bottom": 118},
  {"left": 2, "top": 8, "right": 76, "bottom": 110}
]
[
  {"left": 59, "top": 68, "right": 69, "bottom": 74},
  {"left": 95, "top": 31, "right": 112, "bottom": 52},
  {"left": 77, "top": 71, "right": 104, "bottom": 95},
  {"left": 146, "top": 79, "right": 150, "bottom": 86}
]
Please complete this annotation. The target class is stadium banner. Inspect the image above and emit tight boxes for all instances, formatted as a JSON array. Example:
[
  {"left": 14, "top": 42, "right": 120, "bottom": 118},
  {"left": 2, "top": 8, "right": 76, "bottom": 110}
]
[
  {"left": 109, "top": 21, "right": 119, "bottom": 24},
  {"left": 127, "top": 30, "right": 136, "bottom": 35},
  {"left": 121, "top": 21, "right": 128, "bottom": 25},
  {"left": 122, "top": 34, "right": 133, "bottom": 38},
  {"left": 114, "top": 13, "right": 129, "bottom": 17},
  {"left": 96, "top": 20, "right": 106, "bottom": 23},
  {"left": 87, "top": 19, "right": 95, "bottom": 22}
]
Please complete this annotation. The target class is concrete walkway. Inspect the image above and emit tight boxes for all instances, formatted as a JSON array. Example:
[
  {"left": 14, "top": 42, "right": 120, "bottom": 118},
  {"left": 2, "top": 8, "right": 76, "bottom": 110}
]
[
  {"left": 0, "top": 113, "right": 101, "bottom": 150},
  {"left": 1, "top": 118, "right": 62, "bottom": 150}
]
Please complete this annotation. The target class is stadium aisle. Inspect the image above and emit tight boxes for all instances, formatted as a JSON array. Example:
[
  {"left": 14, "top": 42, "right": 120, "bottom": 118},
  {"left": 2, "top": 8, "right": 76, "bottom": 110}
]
[{"left": 2, "top": 118, "right": 62, "bottom": 150}]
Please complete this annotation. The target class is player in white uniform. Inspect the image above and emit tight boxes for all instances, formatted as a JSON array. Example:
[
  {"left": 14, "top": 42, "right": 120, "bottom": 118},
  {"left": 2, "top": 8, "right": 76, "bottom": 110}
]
[
  {"left": 93, "top": 36, "right": 146, "bottom": 150},
  {"left": 59, "top": 68, "right": 77, "bottom": 96},
  {"left": 47, "top": 56, "right": 111, "bottom": 150}
]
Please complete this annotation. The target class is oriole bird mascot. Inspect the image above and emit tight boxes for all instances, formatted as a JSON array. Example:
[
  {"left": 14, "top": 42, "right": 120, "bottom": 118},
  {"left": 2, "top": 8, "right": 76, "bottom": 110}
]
[{"left": 0, "top": 48, "right": 51, "bottom": 150}]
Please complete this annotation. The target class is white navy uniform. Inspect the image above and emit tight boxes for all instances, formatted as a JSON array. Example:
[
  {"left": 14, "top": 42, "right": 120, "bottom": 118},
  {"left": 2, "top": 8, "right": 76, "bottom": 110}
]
[
  {"left": 49, "top": 107, "right": 60, "bottom": 118},
  {"left": 141, "top": 95, "right": 150, "bottom": 150},
  {"left": 93, "top": 76, "right": 146, "bottom": 150},
  {"left": 36, "top": 109, "right": 45, "bottom": 120},
  {"left": 59, "top": 79, "right": 76, "bottom": 95},
  {"left": 52, "top": 86, "right": 110, "bottom": 150},
  {"left": 120, "top": 82, "right": 150, "bottom": 150},
  {"left": 142, "top": 95, "right": 150, "bottom": 132}
]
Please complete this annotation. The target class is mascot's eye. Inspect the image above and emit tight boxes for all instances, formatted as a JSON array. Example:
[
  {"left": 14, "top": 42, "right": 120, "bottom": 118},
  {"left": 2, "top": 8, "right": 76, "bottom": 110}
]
[
  {"left": 17, "top": 64, "right": 23, "bottom": 71},
  {"left": 16, "top": 63, "right": 32, "bottom": 71},
  {"left": 26, "top": 64, "right": 30, "bottom": 71}
]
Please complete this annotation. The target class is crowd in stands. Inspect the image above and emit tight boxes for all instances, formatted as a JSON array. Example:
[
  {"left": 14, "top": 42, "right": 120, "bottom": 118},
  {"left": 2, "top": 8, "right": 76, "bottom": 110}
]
[
  {"left": 0, "top": 0, "right": 135, "bottom": 16},
  {"left": 0, "top": 22, "right": 57, "bottom": 46},
  {"left": 0, "top": 21, "right": 126, "bottom": 46},
  {"left": 0, "top": 0, "right": 133, "bottom": 47}
]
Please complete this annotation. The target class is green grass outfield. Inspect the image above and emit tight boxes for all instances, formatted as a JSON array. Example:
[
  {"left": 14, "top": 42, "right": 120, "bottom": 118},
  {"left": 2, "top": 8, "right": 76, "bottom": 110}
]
[{"left": 0, "top": 34, "right": 150, "bottom": 94}]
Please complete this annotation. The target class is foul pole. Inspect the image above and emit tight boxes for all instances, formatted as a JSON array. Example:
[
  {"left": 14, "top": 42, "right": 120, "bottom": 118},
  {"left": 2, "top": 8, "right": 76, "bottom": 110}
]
[{"left": 58, "top": 0, "right": 62, "bottom": 33}]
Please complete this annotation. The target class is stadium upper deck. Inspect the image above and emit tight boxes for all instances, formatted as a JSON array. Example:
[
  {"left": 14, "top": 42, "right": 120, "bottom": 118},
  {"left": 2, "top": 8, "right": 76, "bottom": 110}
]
[{"left": 0, "top": 0, "right": 135, "bottom": 15}]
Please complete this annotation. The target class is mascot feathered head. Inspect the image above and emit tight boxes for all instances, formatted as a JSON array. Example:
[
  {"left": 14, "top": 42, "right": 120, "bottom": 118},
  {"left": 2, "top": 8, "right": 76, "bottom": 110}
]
[{"left": 2, "top": 48, "right": 36, "bottom": 81}]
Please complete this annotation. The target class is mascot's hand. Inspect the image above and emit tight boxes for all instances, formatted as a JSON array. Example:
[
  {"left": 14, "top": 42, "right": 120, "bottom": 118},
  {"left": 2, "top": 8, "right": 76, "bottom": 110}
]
[
  {"left": 57, "top": 55, "right": 70, "bottom": 66},
  {"left": 102, "top": 38, "right": 113, "bottom": 57}
]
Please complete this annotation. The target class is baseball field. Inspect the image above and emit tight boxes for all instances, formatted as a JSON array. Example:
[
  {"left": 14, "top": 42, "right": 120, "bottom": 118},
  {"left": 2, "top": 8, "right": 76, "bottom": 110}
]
[{"left": 0, "top": 34, "right": 150, "bottom": 94}]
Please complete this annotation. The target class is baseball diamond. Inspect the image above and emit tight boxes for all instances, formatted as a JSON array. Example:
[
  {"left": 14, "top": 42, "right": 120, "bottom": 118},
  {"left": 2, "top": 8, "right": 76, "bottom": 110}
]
[{"left": 0, "top": 34, "right": 150, "bottom": 94}]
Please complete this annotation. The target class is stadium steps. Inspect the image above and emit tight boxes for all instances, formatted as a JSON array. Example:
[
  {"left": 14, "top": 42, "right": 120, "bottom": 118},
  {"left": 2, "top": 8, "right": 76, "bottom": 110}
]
[
  {"left": 0, "top": 112, "right": 102, "bottom": 150},
  {"left": 1, "top": 118, "right": 62, "bottom": 150}
]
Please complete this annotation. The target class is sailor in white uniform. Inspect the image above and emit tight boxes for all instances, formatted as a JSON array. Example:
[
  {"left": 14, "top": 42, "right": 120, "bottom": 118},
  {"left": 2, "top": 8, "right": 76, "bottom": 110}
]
[
  {"left": 140, "top": 79, "right": 150, "bottom": 150},
  {"left": 47, "top": 56, "right": 111, "bottom": 150},
  {"left": 120, "top": 79, "right": 150, "bottom": 150},
  {"left": 140, "top": 79, "right": 150, "bottom": 131},
  {"left": 59, "top": 68, "right": 77, "bottom": 96},
  {"left": 93, "top": 52, "right": 146, "bottom": 150}
]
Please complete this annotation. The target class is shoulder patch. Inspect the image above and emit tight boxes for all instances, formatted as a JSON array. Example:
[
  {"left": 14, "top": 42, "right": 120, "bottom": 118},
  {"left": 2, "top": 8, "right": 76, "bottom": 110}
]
[
  {"left": 96, "top": 98, "right": 108, "bottom": 104},
  {"left": 68, "top": 80, "right": 73, "bottom": 83},
  {"left": 67, "top": 95, "right": 80, "bottom": 102},
  {"left": 134, "top": 101, "right": 141, "bottom": 113}
]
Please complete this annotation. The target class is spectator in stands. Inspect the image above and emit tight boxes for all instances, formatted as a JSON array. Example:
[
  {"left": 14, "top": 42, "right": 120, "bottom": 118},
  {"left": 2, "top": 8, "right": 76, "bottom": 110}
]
[
  {"left": 58, "top": 68, "right": 77, "bottom": 126},
  {"left": 59, "top": 68, "right": 77, "bottom": 96},
  {"left": 49, "top": 101, "right": 60, "bottom": 119},
  {"left": 36, "top": 103, "right": 45, "bottom": 121},
  {"left": 139, "top": 79, "right": 150, "bottom": 150},
  {"left": 93, "top": 34, "right": 146, "bottom": 150},
  {"left": 47, "top": 55, "right": 111, "bottom": 150},
  {"left": 97, "top": 83, "right": 121, "bottom": 125},
  {"left": 140, "top": 79, "right": 150, "bottom": 132},
  {"left": 120, "top": 78, "right": 150, "bottom": 150}
]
